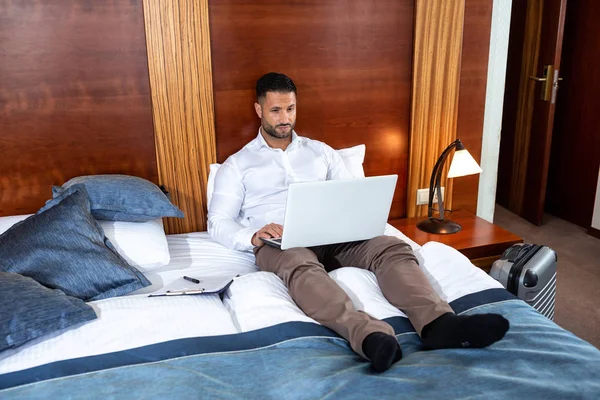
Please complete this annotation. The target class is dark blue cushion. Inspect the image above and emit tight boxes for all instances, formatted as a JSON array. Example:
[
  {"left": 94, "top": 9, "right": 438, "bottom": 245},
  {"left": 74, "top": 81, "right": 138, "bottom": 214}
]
[
  {"left": 0, "top": 272, "right": 97, "bottom": 352},
  {"left": 52, "top": 175, "right": 184, "bottom": 222},
  {"left": 0, "top": 187, "right": 151, "bottom": 301}
]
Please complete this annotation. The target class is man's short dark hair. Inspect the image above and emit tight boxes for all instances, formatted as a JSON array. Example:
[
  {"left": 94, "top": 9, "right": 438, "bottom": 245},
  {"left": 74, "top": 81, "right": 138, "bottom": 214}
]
[{"left": 256, "top": 72, "right": 297, "bottom": 102}]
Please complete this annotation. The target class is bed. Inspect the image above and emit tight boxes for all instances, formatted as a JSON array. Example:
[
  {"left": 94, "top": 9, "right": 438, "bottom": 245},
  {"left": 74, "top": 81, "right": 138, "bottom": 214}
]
[
  {"left": 5, "top": 4, "right": 598, "bottom": 396},
  {"left": 2, "top": 216, "right": 600, "bottom": 399}
]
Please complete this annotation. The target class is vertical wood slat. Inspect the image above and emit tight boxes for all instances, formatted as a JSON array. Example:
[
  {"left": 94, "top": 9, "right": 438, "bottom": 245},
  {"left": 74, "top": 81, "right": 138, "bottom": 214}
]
[
  {"left": 142, "top": 0, "right": 217, "bottom": 234},
  {"left": 508, "top": 0, "right": 543, "bottom": 214},
  {"left": 407, "top": 0, "right": 465, "bottom": 218}
]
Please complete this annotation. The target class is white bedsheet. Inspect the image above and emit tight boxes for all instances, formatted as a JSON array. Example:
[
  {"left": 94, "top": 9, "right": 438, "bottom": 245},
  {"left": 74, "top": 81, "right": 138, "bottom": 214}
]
[{"left": 0, "top": 225, "right": 502, "bottom": 374}]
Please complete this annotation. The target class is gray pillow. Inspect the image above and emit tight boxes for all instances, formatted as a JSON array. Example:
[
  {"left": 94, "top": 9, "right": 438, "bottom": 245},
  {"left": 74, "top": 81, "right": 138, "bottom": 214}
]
[
  {"left": 0, "top": 272, "right": 97, "bottom": 352},
  {"left": 52, "top": 175, "right": 184, "bottom": 222},
  {"left": 0, "top": 187, "right": 151, "bottom": 301}
]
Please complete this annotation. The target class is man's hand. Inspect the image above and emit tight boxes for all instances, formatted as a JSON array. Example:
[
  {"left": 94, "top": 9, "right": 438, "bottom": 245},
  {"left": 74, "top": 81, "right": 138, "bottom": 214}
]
[{"left": 252, "top": 223, "right": 284, "bottom": 247}]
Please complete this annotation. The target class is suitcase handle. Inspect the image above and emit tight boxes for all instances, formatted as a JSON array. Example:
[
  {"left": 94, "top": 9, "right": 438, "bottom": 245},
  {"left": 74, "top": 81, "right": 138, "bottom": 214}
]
[
  {"left": 507, "top": 245, "right": 543, "bottom": 293},
  {"left": 523, "top": 269, "right": 539, "bottom": 288}
]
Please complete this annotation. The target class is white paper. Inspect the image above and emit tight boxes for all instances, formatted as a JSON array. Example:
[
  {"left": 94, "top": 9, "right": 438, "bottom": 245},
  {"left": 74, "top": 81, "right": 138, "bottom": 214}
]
[{"left": 149, "top": 275, "right": 237, "bottom": 297}]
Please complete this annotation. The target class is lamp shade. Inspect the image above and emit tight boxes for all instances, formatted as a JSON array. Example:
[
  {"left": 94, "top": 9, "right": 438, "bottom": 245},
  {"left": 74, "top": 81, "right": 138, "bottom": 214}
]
[{"left": 447, "top": 149, "right": 483, "bottom": 178}]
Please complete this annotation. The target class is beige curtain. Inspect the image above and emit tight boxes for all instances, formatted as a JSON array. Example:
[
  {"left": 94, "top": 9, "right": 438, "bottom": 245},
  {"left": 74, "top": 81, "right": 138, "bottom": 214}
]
[{"left": 407, "top": 0, "right": 465, "bottom": 218}]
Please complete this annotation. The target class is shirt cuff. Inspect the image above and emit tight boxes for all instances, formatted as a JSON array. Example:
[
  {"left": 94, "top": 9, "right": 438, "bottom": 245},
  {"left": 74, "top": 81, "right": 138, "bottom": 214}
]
[{"left": 233, "top": 227, "right": 259, "bottom": 252}]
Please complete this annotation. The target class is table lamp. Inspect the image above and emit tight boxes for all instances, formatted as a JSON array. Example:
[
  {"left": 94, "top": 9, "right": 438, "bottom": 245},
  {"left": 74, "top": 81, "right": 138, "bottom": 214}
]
[{"left": 417, "top": 139, "right": 482, "bottom": 234}]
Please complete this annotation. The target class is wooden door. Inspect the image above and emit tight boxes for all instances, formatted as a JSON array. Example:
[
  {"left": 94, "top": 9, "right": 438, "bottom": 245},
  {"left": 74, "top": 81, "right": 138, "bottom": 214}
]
[
  {"left": 497, "top": 0, "right": 567, "bottom": 225},
  {"left": 545, "top": 0, "right": 600, "bottom": 228}
]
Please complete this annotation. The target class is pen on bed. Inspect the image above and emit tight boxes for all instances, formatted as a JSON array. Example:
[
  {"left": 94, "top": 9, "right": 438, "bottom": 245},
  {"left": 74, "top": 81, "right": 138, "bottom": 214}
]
[{"left": 183, "top": 276, "right": 200, "bottom": 284}]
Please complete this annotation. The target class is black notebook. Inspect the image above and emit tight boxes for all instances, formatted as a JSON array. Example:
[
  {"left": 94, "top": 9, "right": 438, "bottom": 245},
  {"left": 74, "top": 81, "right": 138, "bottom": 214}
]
[{"left": 148, "top": 275, "right": 237, "bottom": 297}]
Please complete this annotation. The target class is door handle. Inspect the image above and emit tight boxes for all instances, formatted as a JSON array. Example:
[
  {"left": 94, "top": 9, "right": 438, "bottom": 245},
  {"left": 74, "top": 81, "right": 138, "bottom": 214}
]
[
  {"left": 528, "top": 65, "right": 558, "bottom": 102},
  {"left": 531, "top": 76, "right": 564, "bottom": 82}
]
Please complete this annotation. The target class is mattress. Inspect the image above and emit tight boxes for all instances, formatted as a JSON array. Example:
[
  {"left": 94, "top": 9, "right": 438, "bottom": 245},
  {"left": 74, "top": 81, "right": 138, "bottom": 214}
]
[
  {"left": 2, "top": 225, "right": 600, "bottom": 399},
  {"left": 0, "top": 224, "right": 497, "bottom": 374}
]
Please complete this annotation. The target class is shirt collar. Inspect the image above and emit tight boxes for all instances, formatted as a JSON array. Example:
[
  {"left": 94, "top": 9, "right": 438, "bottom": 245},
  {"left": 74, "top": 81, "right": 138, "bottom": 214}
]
[{"left": 254, "top": 128, "right": 301, "bottom": 150}]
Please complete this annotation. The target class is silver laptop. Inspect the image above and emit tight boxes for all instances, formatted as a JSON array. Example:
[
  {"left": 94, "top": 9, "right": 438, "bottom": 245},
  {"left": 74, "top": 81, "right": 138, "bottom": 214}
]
[{"left": 261, "top": 175, "right": 397, "bottom": 250}]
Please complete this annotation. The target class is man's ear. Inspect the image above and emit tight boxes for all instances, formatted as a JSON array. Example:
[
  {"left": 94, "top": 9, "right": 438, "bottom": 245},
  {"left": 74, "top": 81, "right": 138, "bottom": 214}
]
[{"left": 254, "top": 102, "right": 262, "bottom": 119}]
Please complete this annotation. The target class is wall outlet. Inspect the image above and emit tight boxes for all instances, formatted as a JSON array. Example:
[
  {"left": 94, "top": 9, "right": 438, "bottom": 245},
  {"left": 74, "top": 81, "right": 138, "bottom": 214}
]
[{"left": 416, "top": 187, "right": 445, "bottom": 206}]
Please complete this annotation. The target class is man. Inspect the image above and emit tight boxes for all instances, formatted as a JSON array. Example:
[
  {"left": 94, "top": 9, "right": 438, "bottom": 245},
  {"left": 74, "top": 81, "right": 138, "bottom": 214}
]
[{"left": 208, "top": 72, "right": 509, "bottom": 372}]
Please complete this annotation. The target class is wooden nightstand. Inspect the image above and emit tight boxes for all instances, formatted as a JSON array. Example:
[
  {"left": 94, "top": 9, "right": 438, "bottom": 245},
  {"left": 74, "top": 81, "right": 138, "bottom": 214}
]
[{"left": 388, "top": 210, "right": 523, "bottom": 272}]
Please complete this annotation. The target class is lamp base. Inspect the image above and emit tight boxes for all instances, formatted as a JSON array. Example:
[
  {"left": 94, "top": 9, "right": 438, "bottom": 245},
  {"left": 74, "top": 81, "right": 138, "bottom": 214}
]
[{"left": 417, "top": 218, "right": 462, "bottom": 234}]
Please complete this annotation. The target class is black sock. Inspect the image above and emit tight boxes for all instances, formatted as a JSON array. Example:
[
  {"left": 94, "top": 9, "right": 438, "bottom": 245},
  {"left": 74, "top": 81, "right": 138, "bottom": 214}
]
[
  {"left": 362, "top": 332, "right": 403, "bottom": 372},
  {"left": 421, "top": 312, "right": 509, "bottom": 350}
]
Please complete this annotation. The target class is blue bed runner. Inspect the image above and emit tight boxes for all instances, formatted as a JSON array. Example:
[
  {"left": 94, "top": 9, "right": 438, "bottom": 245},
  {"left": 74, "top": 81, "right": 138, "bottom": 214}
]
[{"left": 2, "top": 289, "right": 600, "bottom": 399}]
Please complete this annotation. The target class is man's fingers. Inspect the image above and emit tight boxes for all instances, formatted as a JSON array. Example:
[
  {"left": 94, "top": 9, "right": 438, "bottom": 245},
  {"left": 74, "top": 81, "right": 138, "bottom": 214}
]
[
  {"left": 264, "top": 227, "right": 280, "bottom": 238},
  {"left": 258, "top": 229, "right": 278, "bottom": 239},
  {"left": 253, "top": 223, "right": 284, "bottom": 247},
  {"left": 266, "top": 223, "right": 283, "bottom": 237},
  {"left": 272, "top": 224, "right": 284, "bottom": 237},
  {"left": 256, "top": 223, "right": 284, "bottom": 242},
  {"left": 258, "top": 231, "right": 272, "bottom": 239}
]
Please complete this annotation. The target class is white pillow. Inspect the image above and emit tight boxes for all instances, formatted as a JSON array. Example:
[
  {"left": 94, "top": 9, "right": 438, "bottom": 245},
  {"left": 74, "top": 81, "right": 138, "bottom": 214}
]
[
  {"left": 223, "top": 272, "right": 317, "bottom": 332},
  {"left": 0, "top": 214, "right": 30, "bottom": 234},
  {"left": 206, "top": 144, "right": 367, "bottom": 208},
  {"left": 97, "top": 219, "right": 170, "bottom": 271},
  {"left": 337, "top": 144, "right": 366, "bottom": 178},
  {"left": 0, "top": 214, "right": 169, "bottom": 272}
]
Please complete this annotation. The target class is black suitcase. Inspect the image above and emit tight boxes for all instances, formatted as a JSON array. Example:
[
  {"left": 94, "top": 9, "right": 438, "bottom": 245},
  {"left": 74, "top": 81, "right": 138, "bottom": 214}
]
[{"left": 490, "top": 244, "right": 557, "bottom": 320}]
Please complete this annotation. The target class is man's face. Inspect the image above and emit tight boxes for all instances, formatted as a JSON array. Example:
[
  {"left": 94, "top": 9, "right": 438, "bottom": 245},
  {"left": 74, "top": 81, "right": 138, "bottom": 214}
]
[{"left": 255, "top": 91, "right": 296, "bottom": 139}]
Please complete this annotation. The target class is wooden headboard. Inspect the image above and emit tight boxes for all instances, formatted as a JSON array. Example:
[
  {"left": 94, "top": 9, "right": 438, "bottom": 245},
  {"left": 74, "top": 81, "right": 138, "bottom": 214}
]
[{"left": 1, "top": 0, "right": 492, "bottom": 234}]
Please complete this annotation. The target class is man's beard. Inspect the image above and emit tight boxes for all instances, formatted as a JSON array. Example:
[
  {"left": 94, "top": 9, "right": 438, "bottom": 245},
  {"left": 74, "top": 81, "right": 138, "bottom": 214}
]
[{"left": 262, "top": 121, "right": 295, "bottom": 139}]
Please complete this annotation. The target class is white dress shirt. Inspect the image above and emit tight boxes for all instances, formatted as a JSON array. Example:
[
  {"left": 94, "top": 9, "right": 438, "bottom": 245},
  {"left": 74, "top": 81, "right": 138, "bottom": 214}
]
[{"left": 208, "top": 130, "right": 353, "bottom": 251}]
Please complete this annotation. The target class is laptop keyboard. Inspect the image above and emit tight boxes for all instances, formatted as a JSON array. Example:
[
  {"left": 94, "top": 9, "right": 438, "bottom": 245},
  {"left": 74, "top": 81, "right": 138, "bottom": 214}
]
[{"left": 260, "top": 237, "right": 282, "bottom": 248}]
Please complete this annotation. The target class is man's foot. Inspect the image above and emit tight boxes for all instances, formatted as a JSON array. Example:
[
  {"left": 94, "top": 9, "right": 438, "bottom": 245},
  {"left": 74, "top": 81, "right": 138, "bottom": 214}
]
[
  {"left": 362, "top": 332, "right": 402, "bottom": 372},
  {"left": 421, "top": 312, "right": 509, "bottom": 350}
]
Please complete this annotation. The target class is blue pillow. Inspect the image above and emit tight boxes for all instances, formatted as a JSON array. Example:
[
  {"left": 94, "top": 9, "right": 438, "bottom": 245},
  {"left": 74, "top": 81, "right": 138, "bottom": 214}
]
[
  {"left": 52, "top": 175, "right": 184, "bottom": 222},
  {"left": 0, "top": 187, "right": 151, "bottom": 301},
  {"left": 0, "top": 272, "right": 97, "bottom": 352}
]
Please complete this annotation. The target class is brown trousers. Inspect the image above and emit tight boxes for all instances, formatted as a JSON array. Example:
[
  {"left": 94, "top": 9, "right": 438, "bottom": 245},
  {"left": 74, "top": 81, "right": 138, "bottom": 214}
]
[{"left": 253, "top": 235, "right": 453, "bottom": 359}]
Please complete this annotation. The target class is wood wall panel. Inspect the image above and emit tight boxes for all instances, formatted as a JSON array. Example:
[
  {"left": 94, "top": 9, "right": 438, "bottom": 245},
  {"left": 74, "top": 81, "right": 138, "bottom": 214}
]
[
  {"left": 453, "top": 0, "right": 493, "bottom": 215},
  {"left": 1, "top": 1, "right": 494, "bottom": 228},
  {"left": 0, "top": 0, "right": 157, "bottom": 216},
  {"left": 407, "top": 0, "right": 465, "bottom": 218},
  {"left": 143, "top": 0, "right": 217, "bottom": 234},
  {"left": 209, "top": 0, "right": 414, "bottom": 220}
]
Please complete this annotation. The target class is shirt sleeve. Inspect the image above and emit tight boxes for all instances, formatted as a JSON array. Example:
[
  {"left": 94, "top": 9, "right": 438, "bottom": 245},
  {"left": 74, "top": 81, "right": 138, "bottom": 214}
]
[
  {"left": 325, "top": 144, "right": 354, "bottom": 180},
  {"left": 207, "top": 158, "right": 258, "bottom": 251}
]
